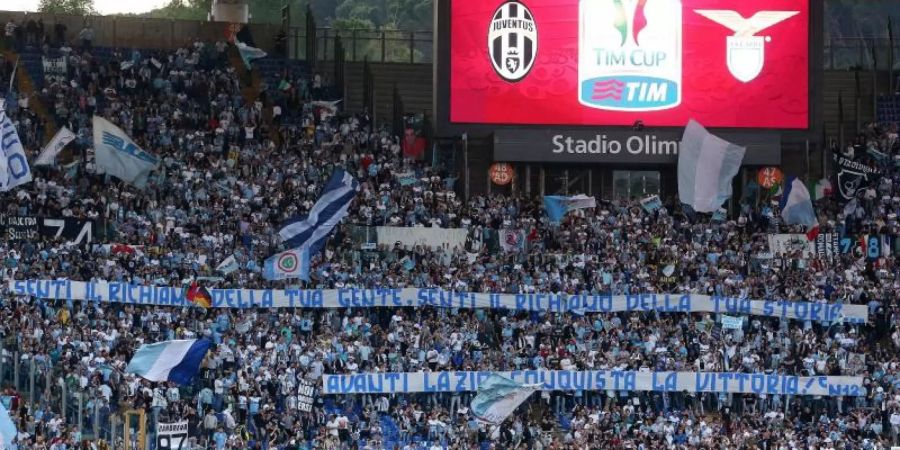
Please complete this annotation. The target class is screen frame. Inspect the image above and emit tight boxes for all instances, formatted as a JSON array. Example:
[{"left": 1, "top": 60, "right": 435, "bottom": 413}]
[{"left": 433, "top": 0, "right": 822, "bottom": 140}]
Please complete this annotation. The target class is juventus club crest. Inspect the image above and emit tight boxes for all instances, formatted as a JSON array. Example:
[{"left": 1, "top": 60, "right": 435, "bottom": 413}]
[{"left": 488, "top": 1, "right": 538, "bottom": 82}]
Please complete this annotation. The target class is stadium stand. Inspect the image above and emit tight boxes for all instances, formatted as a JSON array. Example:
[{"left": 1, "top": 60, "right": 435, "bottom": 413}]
[{"left": 0, "top": 16, "right": 899, "bottom": 450}]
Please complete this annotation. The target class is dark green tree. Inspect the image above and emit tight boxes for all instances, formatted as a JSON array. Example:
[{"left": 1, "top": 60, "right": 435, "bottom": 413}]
[
  {"left": 38, "top": 0, "right": 97, "bottom": 15},
  {"left": 144, "top": 0, "right": 211, "bottom": 20}
]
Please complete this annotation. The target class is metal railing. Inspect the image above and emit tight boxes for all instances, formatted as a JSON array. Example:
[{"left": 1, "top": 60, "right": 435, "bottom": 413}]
[
  {"left": 0, "top": 344, "right": 132, "bottom": 447},
  {"left": 825, "top": 37, "right": 900, "bottom": 70},
  {"left": 288, "top": 27, "right": 434, "bottom": 64},
  {"left": 292, "top": 31, "right": 897, "bottom": 68}
]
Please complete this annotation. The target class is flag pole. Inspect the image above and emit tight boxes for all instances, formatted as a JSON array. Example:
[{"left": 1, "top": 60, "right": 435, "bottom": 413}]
[
  {"left": 890, "top": 17, "right": 895, "bottom": 95},
  {"left": 7, "top": 56, "right": 18, "bottom": 93},
  {"left": 872, "top": 39, "right": 878, "bottom": 120}
]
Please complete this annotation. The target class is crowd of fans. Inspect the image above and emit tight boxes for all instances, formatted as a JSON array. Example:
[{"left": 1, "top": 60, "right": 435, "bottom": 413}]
[{"left": 1, "top": 17, "right": 900, "bottom": 450}]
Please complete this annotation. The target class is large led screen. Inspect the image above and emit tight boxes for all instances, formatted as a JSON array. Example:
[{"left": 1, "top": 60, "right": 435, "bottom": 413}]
[{"left": 450, "top": 0, "right": 810, "bottom": 129}]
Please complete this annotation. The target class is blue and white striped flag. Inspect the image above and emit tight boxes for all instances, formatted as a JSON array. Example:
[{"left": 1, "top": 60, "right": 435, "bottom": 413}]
[
  {"left": 125, "top": 339, "right": 212, "bottom": 385},
  {"left": 471, "top": 374, "right": 540, "bottom": 425},
  {"left": 279, "top": 169, "right": 358, "bottom": 255},
  {"left": 678, "top": 120, "right": 746, "bottom": 213}
]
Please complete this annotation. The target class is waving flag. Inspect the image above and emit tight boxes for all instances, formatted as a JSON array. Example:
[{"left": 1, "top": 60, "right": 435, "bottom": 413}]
[
  {"left": 236, "top": 40, "right": 267, "bottom": 69},
  {"left": 0, "top": 108, "right": 33, "bottom": 192},
  {"left": 35, "top": 126, "right": 76, "bottom": 166},
  {"left": 678, "top": 120, "right": 746, "bottom": 212},
  {"left": 93, "top": 116, "right": 159, "bottom": 189},
  {"left": 780, "top": 177, "right": 819, "bottom": 240},
  {"left": 215, "top": 254, "right": 240, "bottom": 275},
  {"left": 0, "top": 401, "right": 16, "bottom": 450},
  {"left": 471, "top": 374, "right": 540, "bottom": 425},
  {"left": 125, "top": 339, "right": 212, "bottom": 385},
  {"left": 263, "top": 246, "right": 311, "bottom": 281},
  {"left": 279, "top": 169, "right": 358, "bottom": 255},
  {"left": 184, "top": 281, "right": 212, "bottom": 309},
  {"left": 543, "top": 194, "right": 596, "bottom": 223}
]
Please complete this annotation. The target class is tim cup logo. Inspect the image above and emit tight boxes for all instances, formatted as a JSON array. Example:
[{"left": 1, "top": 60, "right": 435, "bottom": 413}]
[
  {"left": 579, "top": 0, "right": 682, "bottom": 111},
  {"left": 488, "top": 1, "right": 538, "bottom": 82},
  {"left": 695, "top": 10, "right": 799, "bottom": 83}
]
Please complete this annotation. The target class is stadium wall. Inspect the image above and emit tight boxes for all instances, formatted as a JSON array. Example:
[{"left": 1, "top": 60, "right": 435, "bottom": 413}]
[{"left": 0, "top": 10, "right": 280, "bottom": 50}]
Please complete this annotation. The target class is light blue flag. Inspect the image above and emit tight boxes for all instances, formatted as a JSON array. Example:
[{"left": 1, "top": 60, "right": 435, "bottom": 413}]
[
  {"left": 279, "top": 169, "right": 359, "bottom": 256},
  {"left": 471, "top": 374, "right": 540, "bottom": 425},
  {"left": 236, "top": 40, "right": 267, "bottom": 69},
  {"left": 711, "top": 208, "right": 727, "bottom": 222},
  {"left": 543, "top": 195, "right": 596, "bottom": 223},
  {"left": 0, "top": 108, "right": 33, "bottom": 192},
  {"left": 125, "top": 339, "right": 212, "bottom": 385},
  {"left": 92, "top": 116, "right": 159, "bottom": 189},
  {"left": 678, "top": 120, "right": 746, "bottom": 213},
  {"left": 543, "top": 196, "right": 567, "bottom": 223},
  {"left": 263, "top": 246, "right": 311, "bottom": 281},
  {"left": 640, "top": 195, "right": 663, "bottom": 213},
  {"left": 0, "top": 398, "right": 17, "bottom": 449}
]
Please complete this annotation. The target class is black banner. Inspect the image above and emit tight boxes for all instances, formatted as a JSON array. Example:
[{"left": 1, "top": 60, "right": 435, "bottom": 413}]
[
  {"left": 0, "top": 214, "right": 95, "bottom": 244},
  {"left": 0, "top": 215, "right": 40, "bottom": 241},
  {"left": 834, "top": 153, "right": 879, "bottom": 201},
  {"left": 814, "top": 233, "right": 840, "bottom": 258},
  {"left": 298, "top": 379, "right": 316, "bottom": 412}
]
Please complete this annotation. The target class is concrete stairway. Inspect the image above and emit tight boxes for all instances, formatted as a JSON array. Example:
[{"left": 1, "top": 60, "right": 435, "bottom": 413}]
[{"left": 2, "top": 48, "right": 59, "bottom": 146}]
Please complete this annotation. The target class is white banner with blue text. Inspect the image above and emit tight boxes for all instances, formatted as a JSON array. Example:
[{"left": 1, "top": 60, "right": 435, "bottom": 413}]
[
  {"left": 7, "top": 280, "right": 868, "bottom": 323},
  {"left": 321, "top": 371, "right": 863, "bottom": 397}
]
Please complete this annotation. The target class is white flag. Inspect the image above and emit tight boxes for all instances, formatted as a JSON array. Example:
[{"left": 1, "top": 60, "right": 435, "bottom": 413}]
[
  {"left": 677, "top": 120, "right": 746, "bottom": 212},
  {"left": 498, "top": 229, "right": 525, "bottom": 252},
  {"left": 215, "top": 254, "right": 240, "bottom": 275},
  {"left": 92, "top": 116, "right": 159, "bottom": 189},
  {"left": 471, "top": 374, "right": 540, "bottom": 425},
  {"left": 35, "top": 126, "right": 76, "bottom": 166},
  {"left": 0, "top": 110, "right": 33, "bottom": 192}
]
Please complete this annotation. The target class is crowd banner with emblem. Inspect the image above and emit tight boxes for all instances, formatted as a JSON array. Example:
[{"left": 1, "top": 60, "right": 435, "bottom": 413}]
[
  {"left": 499, "top": 229, "right": 526, "bottom": 252},
  {"left": 834, "top": 153, "right": 879, "bottom": 200},
  {"left": 8, "top": 280, "right": 869, "bottom": 323},
  {"left": 156, "top": 421, "right": 188, "bottom": 450},
  {"left": 263, "top": 247, "right": 311, "bottom": 281}
]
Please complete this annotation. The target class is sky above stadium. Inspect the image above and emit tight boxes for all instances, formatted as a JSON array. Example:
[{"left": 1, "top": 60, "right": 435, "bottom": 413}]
[{"left": 7, "top": 0, "right": 170, "bottom": 15}]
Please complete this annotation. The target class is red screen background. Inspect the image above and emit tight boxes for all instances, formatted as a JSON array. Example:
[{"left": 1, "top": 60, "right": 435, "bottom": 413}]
[{"left": 450, "top": 0, "right": 810, "bottom": 129}]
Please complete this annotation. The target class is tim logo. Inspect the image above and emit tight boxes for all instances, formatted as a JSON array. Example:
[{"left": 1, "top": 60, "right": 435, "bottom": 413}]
[
  {"left": 695, "top": 10, "right": 799, "bottom": 83},
  {"left": 579, "top": 0, "right": 682, "bottom": 111},
  {"left": 488, "top": 1, "right": 538, "bottom": 82}
]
